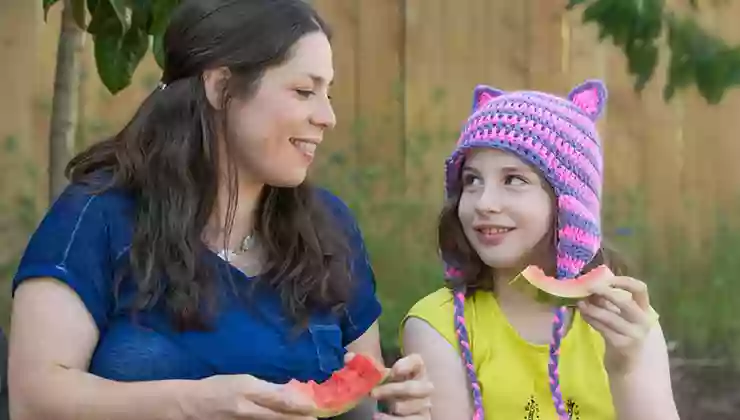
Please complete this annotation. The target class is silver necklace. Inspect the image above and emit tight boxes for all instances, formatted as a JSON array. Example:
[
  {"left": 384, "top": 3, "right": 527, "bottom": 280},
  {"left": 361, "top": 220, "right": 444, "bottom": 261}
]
[{"left": 217, "top": 233, "right": 257, "bottom": 262}]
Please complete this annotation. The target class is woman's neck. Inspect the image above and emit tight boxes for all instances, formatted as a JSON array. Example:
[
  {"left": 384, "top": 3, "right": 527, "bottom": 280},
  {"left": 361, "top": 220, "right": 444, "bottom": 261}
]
[{"left": 204, "top": 175, "right": 264, "bottom": 252}]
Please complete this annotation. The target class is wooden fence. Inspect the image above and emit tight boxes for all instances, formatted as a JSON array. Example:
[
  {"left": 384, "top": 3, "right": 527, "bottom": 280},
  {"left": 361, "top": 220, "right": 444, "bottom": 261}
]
[{"left": 3, "top": 0, "right": 740, "bottom": 252}]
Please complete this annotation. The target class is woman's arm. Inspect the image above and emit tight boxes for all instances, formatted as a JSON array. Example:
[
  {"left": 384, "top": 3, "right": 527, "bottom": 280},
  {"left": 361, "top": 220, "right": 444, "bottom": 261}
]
[
  {"left": 9, "top": 279, "right": 198, "bottom": 420},
  {"left": 608, "top": 322, "right": 680, "bottom": 420},
  {"left": 401, "top": 317, "right": 472, "bottom": 420}
]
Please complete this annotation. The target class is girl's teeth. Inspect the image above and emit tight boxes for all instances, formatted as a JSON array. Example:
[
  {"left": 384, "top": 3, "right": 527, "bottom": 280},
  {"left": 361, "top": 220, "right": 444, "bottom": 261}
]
[{"left": 483, "top": 228, "right": 511, "bottom": 234}]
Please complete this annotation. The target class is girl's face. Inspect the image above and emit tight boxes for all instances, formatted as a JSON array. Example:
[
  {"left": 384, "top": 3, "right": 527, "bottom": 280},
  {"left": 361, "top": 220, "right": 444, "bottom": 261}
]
[
  {"left": 457, "top": 148, "right": 554, "bottom": 274},
  {"left": 220, "top": 31, "right": 336, "bottom": 188}
]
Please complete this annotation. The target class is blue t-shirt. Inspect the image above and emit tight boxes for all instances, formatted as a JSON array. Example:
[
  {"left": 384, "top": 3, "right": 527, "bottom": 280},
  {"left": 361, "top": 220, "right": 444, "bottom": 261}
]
[{"left": 12, "top": 181, "right": 381, "bottom": 385}]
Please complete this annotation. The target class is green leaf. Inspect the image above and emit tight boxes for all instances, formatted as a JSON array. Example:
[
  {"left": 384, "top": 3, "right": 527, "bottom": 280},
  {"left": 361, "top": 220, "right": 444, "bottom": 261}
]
[
  {"left": 129, "top": 0, "right": 152, "bottom": 31},
  {"left": 94, "top": 17, "right": 149, "bottom": 94},
  {"left": 152, "top": 33, "right": 165, "bottom": 69},
  {"left": 147, "top": 0, "right": 179, "bottom": 70},
  {"left": 71, "top": 0, "right": 87, "bottom": 28},
  {"left": 87, "top": 0, "right": 128, "bottom": 36},
  {"left": 150, "top": 0, "right": 180, "bottom": 36},
  {"left": 566, "top": 0, "right": 589, "bottom": 10},
  {"left": 696, "top": 53, "right": 729, "bottom": 104},
  {"left": 43, "top": 0, "right": 61, "bottom": 21}
]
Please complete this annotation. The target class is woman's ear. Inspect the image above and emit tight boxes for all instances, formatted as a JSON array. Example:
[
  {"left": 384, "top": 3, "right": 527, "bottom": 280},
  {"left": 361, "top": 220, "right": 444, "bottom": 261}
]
[{"left": 202, "top": 67, "right": 232, "bottom": 109}]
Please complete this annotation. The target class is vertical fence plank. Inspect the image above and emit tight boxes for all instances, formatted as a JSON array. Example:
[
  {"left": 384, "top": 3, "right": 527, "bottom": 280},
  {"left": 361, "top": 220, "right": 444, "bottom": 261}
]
[{"left": 312, "top": 0, "right": 359, "bottom": 194}]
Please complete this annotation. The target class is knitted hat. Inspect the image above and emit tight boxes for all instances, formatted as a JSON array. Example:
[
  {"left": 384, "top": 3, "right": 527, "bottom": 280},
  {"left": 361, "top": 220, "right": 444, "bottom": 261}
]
[{"left": 443, "top": 80, "right": 608, "bottom": 420}]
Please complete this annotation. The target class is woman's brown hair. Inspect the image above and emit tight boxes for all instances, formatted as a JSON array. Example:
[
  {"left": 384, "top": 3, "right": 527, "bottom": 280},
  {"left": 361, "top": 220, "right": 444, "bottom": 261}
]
[{"left": 66, "top": 0, "right": 352, "bottom": 331}]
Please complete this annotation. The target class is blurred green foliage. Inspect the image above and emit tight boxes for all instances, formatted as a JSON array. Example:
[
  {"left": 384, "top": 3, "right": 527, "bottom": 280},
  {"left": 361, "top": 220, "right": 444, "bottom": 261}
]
[{"left": 568, "top": 0, "right": 740, "bottom": 104}]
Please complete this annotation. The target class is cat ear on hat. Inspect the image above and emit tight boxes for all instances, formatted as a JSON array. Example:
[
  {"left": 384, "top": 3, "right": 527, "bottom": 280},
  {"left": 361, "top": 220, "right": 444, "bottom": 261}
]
[
  {"left": 471, "top": 85, "right": 505, "bottom": 112},
  {"left": 567, "top": 79, "right": 608, "bottom": 121}
]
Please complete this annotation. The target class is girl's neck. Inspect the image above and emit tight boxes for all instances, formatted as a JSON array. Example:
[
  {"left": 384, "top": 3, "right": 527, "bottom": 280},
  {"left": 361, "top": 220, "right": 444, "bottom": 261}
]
[
  {"left": 493, "top": 269, "right": 555, "bottom": 315},
  {"left": 492, "top": 265, "right": 575, "bottom": 346}
]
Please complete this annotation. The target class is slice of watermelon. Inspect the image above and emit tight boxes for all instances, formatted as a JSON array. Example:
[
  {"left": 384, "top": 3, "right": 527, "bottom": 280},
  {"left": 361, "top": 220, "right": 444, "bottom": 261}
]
[
  {"left": 286, "top": 353, "right": 390, "bottom": 418},
  {"left": 509, "top": 264, "right": 615, "bottom": 306},
  {"left": 509, "top": 265, "right": 661, "bottom": 324}
]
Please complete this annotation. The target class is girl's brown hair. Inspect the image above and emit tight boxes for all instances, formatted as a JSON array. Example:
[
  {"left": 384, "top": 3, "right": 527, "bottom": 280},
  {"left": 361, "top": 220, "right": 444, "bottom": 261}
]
[{"left": 437, "top": 182, "right": 631, "bottom": 292}]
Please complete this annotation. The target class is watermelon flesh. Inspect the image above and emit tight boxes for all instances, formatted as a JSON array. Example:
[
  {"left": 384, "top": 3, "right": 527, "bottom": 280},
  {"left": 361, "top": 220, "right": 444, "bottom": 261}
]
[
  {"left": 509, "top": 264, "right": 615, "bottom": 306},
  {"left": 286, "top": 353, "right": 389, "bottom": 418}
]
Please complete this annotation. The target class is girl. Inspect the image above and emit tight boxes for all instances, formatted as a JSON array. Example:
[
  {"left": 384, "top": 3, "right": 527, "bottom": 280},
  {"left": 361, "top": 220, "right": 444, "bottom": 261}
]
[
  {"left": 9, "top": 1, "right": 432, "bottom": 419},
  {"left": 401, "top": 80, "right": 679, "bottom": 419}
]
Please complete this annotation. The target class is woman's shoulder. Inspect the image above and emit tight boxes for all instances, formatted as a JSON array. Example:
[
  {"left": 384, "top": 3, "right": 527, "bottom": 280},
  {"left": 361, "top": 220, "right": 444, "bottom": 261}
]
[
  {"left": 312, "top": 186, "right": 356, "bottom": 224},
  {"left": 52, "top": 175, "right": 135, "bottom": 218}
]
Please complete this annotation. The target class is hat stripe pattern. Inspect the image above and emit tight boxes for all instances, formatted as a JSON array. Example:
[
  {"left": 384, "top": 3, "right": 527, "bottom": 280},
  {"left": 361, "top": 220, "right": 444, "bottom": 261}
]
[
  {"left": 462, "top": 115, "right": 602, "bottom": 199},
  {"left": 443, "top": 80, "right": 608, "bottom": 419},
  {"left": 461, "top": 110, "right": 601, "bottom": 182}
]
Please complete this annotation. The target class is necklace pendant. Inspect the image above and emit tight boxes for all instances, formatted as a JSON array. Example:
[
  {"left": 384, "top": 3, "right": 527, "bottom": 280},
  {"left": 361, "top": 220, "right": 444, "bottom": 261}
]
[
  {"left": 217, "top": 249, "right": 237, "bottom": 262},
  {"left": 240, "top": 234, "right": 256, "bottom": 252}
]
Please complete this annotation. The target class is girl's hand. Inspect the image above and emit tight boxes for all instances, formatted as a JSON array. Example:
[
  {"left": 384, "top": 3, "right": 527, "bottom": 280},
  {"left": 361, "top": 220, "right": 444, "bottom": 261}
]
[
  {"left": 188, "top": 374, "right": 318, "bottom": 420},
  {"left": 577, "top": 276, "right": 659, "bottom": 377},
  {"left": 369, "top": 353, "right": 434, "bottom": 419}
]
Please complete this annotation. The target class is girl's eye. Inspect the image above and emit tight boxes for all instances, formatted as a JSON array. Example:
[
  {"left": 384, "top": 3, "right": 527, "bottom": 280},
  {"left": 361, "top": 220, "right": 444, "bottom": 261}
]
[
  {"left": 504, "top": 175, "right": 528, "bottom": 185},
  {"left": 296, "top": 89, "right": 314, "bottom": 98},
  {"left": 462, "top": 173, "right": 482, "bottom": 186}
]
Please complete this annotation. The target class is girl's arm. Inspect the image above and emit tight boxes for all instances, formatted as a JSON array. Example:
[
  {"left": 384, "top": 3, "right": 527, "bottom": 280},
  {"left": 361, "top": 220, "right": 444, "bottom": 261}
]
[
  {"left": 608, "top": 322, "right": 680, "bottom": 420},
  {"left": 401, "top": 317, "right": 473, "bottom": 420}
]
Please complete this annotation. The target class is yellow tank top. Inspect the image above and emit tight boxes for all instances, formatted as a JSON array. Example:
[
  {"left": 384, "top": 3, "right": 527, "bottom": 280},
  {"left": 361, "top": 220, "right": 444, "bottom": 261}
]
[{"left": 403, "top": 288, "right": 615, "bottom": 420}]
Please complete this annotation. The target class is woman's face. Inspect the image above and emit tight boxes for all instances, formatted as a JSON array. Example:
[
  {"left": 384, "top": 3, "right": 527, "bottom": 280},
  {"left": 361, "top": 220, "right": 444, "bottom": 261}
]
[{"left": 222, "top": 31, "right": 336, "bottom": 188}]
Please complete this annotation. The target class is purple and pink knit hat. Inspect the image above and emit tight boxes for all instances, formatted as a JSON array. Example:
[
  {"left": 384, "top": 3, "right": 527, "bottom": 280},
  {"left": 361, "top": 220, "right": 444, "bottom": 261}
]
[{"left": 443, "top": 79, "right": 608, "bottom": 419}]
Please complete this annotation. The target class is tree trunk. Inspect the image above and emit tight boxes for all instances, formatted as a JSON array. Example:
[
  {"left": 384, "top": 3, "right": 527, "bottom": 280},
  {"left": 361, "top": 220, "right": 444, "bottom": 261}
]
[{"left": 48, "top": 0, "right": 85, "bottom": 203}]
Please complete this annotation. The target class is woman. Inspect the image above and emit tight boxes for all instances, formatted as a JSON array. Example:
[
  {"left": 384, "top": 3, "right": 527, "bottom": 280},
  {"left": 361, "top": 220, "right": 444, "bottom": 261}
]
[{"left": 8, "top": 0, "right": 432, "bottom": 419}]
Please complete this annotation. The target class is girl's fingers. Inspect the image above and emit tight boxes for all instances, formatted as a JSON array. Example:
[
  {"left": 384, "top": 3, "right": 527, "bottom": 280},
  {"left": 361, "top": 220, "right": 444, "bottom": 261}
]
[
  {"left": 388, "top": 354, "right": 426, "bottom": 381},
  {"left": 578, "top": 299, "right": 640, "bottom": 338},
  {"left": 587, "top": 284, "right": 647, "bottom": 325}
]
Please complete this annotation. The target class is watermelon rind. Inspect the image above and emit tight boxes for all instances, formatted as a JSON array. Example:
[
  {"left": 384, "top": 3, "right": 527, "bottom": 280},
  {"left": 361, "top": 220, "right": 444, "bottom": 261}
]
[{"left": 508, "top": 265, "right": 614, "bottom": 306}]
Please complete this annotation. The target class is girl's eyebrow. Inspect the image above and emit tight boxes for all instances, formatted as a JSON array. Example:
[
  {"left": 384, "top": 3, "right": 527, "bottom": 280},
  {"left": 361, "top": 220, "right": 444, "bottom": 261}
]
[
  {"left": 461, "top": 165, "right": 481, "bottom": 175},
  {"left": 463, "top": 164, "right": 532, "bottom": 175},
  {"left": 500, "top": 165, "right": 530, "bottom": 173}
]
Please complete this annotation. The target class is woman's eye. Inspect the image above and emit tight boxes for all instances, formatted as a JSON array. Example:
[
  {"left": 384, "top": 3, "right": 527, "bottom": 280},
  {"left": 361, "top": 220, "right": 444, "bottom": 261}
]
[{"left": 296, "top": 89, "right": 314, "bottom": 98}]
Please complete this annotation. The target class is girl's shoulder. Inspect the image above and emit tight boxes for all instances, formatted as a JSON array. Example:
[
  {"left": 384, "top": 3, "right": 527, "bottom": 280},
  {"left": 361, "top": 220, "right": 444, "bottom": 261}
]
[
  {"left": 406, "top": 287, "right": 496, "bottom": 318},
  {"left": 408, "top": 287, "right": 456, "bottom": 314},
  {"left": 401, "top": 287, "right": 497, "bottom": 348}
]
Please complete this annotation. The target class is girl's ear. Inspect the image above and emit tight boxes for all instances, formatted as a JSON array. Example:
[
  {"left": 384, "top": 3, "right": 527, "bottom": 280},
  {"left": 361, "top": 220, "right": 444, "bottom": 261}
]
[
  {"left": 471, "top": 85, "right": 505, "bottom": 112},
  {"left": 567, "top": 79, "right": 608, "bottom": 121}
]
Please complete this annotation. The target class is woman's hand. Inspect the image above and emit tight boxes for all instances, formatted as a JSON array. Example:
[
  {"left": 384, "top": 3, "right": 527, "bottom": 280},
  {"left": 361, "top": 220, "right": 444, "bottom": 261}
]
[
  {"left": 369, "top": 353, "right": 434, "bottom": 420},
  {"left": 188, "top": 374, "right": 318, "bottom": 420},
  {"left": 577, "top": 275, "right": 659, "bottom": 376}
]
